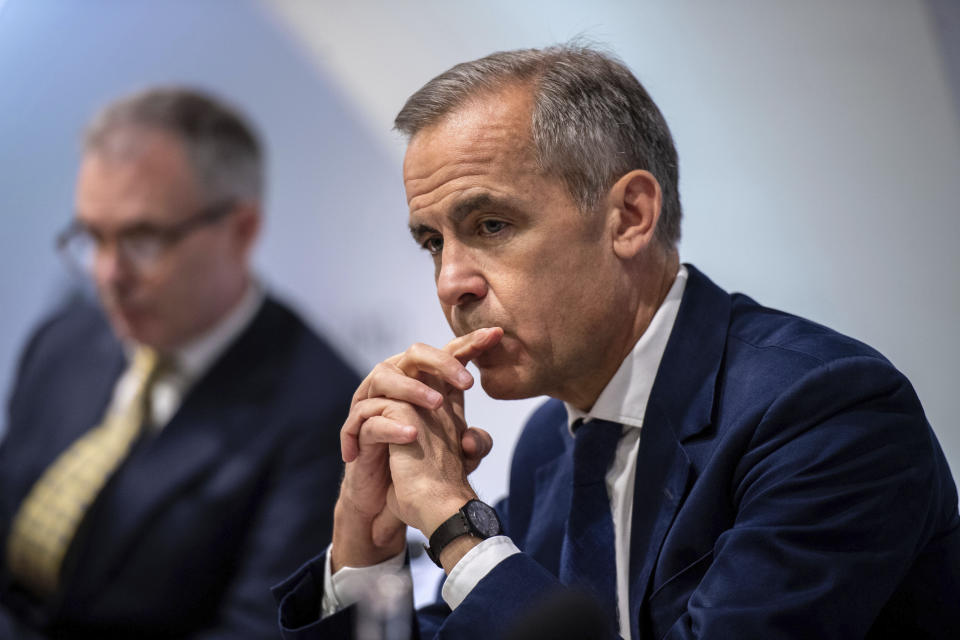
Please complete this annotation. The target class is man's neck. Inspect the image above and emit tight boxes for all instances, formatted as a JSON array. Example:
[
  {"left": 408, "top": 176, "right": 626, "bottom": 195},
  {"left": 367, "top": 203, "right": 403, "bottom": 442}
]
[
  {"left": 157, "top": 276, "right": 262, "bottom": 378},
  {"left": 564, "top": 249, "right": 680, "bottom": 412}
]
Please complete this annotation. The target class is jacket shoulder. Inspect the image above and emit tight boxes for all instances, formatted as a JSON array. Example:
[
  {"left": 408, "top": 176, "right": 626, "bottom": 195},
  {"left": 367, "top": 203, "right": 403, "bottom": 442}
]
[
  {"left": 13, "top": 294, "right": 116, "bottom": 382},
  {"left": 247, "top": 296, "right": 361, "bottom": 411},
  {"left": 727, "top": 293, "right": 888, "bottom": 367}
]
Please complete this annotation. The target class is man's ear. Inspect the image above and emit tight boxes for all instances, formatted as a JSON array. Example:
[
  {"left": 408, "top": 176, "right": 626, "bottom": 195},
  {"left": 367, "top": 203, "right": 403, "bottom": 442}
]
[
  {"left": 230, "top": 202, "right": 261, "bottom": 259},
  {"left": 606, "top": 170, "right": 661, "bottom": 259}
]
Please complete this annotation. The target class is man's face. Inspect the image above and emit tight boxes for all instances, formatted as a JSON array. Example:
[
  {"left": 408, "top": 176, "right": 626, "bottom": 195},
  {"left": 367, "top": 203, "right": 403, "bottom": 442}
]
[
  {"left": 404, "top": 86, "right": 629, "bottom": 405},
  {"left": 74, "top": 129, "right": 252, "bottom": 351}
]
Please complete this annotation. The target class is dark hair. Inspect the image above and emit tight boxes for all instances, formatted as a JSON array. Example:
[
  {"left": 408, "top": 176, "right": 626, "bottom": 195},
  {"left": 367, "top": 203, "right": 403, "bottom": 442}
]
[
  {"left": 85, "top": 87, "right": 263, "bottom": 205},
  {"left": 395, "top": 44, "right": 681, "bottom": 246}
]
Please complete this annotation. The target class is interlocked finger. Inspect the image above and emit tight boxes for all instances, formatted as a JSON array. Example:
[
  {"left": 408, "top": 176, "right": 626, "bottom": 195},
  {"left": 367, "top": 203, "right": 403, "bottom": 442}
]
[{"left": 341, "top": 398, "right": 419, "bottom": 462}]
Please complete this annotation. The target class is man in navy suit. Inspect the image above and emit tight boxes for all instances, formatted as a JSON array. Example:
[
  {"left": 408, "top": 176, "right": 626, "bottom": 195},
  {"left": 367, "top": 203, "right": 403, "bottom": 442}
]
[
  {"left": 274, "top": 45, "right": 960, "bottom": 638},
  {"left": 0, "top": 88, "right": 358, "bottom": 638}
]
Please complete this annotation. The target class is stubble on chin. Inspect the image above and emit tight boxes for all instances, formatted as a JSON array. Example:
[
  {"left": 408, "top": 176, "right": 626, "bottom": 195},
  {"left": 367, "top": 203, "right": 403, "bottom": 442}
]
[
  {"left": 476, "top": 368, "right": 536, "bottom": 401},
  {"left": 474, "top": 345, "right": 547, "bottom": 401}
]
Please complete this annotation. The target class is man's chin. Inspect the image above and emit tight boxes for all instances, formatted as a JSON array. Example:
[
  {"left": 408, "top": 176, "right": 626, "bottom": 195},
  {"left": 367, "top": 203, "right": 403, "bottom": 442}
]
[
  {"left": 105, "top": 312, "right": 135, "bottom": 341},
  {"left": 476, "top": 366, "right": 540, "bottom": 401},
  {"left": 107, "top": 311, "right": 156, "bottom": 347}
]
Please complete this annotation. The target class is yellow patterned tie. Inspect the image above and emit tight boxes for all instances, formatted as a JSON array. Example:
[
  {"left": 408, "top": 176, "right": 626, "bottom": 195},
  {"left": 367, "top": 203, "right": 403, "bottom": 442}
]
[{"left": 6, "top": 346, "right": 161, "bottom": 596}]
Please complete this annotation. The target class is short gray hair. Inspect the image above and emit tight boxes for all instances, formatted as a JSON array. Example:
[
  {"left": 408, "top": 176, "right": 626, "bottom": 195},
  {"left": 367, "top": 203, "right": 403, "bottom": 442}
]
[
  {"left": 395, "top": 44, "right": 681, "bottom": 247},
  {"left": 84, "top": 87, "right": 263, "bottom": 205}
]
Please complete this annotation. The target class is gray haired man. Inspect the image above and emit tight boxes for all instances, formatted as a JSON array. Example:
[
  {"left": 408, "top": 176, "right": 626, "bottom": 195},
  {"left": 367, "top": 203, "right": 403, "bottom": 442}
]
[{"left": 275, "top": 45, "right": 960, "bottom": 639}]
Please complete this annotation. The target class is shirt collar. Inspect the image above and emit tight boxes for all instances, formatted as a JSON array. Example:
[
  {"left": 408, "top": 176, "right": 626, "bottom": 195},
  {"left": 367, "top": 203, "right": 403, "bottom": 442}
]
[
  {"left": 564, "top": 264, "right": 688, "bottom": 434},
  {"left": 125, "top": 279, "right": 265, "bottom": 384}
]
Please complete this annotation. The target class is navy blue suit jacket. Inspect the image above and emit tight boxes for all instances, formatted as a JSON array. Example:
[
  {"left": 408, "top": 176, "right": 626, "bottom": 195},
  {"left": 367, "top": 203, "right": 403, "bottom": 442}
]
[
  {"left": 0, "top": 294, "right": 359, "bottom": 639},
  {"left": 275, "top": 265, "right": 960, "bottom": 639}
]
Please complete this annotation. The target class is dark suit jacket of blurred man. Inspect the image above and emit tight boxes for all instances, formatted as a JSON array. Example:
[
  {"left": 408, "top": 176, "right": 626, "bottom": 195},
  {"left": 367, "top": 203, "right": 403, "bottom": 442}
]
[{"left": 0, "top": 293, "right": 359, "bottom": 639}]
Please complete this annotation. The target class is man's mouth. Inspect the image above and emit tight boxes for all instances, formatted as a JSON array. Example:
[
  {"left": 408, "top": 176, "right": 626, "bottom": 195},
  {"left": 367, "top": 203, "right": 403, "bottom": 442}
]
[
  {"left": 473, "top": 335, "right": 514, "bottom": 368},
  {"left": 106, "top": 299, "right": 150, "bottom": 323}
]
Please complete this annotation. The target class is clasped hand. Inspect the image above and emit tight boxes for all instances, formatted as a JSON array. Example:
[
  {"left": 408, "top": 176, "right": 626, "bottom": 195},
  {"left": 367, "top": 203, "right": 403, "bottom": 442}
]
[{"left": 330, "top": 328, "right": 503, "bottom": 572}]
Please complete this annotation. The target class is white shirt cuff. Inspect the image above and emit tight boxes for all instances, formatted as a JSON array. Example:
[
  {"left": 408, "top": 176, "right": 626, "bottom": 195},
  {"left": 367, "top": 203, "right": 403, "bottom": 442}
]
[
  {"left": 440, "top": 535, "right": 520, "bottom": 610},
  {"left": 321, "top": 544, "right": 408, "bottom": 618}
]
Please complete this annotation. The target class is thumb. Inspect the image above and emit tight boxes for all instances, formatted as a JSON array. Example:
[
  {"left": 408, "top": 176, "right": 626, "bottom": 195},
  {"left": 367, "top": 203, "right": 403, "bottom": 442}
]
[
  {"left": 372, "top": 489, "right": 407, "bottom": 547},
  {"left": 461, "top": 426, "right": 493, "bottom": 475}
]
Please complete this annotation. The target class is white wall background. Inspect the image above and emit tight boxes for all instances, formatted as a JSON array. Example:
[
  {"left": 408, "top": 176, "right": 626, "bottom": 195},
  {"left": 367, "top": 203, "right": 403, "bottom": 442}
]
[{"left": 1, "top": 0, "right": 957, "bottom": 538}]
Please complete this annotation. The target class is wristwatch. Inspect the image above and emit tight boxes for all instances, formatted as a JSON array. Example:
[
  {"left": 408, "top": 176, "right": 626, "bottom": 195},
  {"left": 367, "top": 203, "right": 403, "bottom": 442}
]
[{"left": 425, "top": 499, "right": 503, "bottom": 567}]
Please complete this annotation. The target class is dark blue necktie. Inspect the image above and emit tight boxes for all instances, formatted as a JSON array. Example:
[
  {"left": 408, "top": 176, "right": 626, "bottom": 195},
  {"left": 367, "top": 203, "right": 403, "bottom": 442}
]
[{"left": 558, "top": 418, "right": 623, "bottom": 635}]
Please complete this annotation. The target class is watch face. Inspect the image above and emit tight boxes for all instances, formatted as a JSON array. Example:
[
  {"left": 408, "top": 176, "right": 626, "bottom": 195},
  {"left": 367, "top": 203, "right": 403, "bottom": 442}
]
[{"left": 464, "top": 500, "right": 501, "bottom": 537}]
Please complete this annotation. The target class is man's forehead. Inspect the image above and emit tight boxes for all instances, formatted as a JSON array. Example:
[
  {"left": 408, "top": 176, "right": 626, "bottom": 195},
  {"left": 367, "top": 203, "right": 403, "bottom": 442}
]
[
  {"left": 403, "top": 87, "right": 535, "bottom": 171},
  {"left": 75, "top": 136, "right": 200, "bottom": 225},
  {"left": 402, "top": 94, "right": 540, "bottom": 214}
]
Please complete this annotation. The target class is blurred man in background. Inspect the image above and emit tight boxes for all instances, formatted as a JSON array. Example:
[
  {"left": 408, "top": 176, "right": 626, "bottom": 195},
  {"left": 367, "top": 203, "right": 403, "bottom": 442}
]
[{"left": 0, "top": 88, "right": 358, "bottom": 638}]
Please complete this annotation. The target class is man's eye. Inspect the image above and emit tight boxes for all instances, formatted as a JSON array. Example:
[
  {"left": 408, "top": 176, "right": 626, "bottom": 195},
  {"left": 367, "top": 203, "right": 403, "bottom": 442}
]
[
  {"left": 120, "top": 232, "right": 164, "bottom": 261},
  {"left": 422, "top": 236, "right": 443, "bottom": 255},
  {"left": 479, "top": 220, "right": 507, "bottom": 235}
]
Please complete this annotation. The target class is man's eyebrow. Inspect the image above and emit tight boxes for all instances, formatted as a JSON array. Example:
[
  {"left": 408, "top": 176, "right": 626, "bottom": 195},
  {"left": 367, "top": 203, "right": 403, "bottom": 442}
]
[
  {"left": 408, "top": 193, "right": 523, "bottom": 241},
  {"left": 77, "top": 215, "right": 161, "bottom": 234},
  {"left": 409, "top": 222, "right": 436, "bottom": 242},
  {"left": 449, "top": 193, "right": 519, "bottom": 224}
]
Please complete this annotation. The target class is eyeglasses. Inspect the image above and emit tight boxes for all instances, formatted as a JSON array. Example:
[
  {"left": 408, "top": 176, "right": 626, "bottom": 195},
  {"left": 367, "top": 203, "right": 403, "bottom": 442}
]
[{"left": 56, "top": 200, "right": 236, "bottom": 274}]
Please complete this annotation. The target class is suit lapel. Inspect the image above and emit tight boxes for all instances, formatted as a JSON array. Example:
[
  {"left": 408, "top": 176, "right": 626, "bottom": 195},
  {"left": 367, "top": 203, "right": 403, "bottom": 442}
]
[
  {"left": 526, "top": 425, "right": 575, "bottom": 574},
  {"left": 627, "top": 405, "right": 691, "bottom": 640},
  {"left": 627, "top": 265, "right": 731, "bottom": 639},
  {"left": 82, "top": 317, "right": 127, "bottom": 430},
  {"left": 46, "top": 313, "right": 125, "bottom": 470}
]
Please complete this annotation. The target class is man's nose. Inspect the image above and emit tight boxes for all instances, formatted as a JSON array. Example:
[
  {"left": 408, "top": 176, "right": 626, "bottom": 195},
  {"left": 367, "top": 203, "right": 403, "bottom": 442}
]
[{"left": 436, "top": 243, "right": 487, "bottom": 308}]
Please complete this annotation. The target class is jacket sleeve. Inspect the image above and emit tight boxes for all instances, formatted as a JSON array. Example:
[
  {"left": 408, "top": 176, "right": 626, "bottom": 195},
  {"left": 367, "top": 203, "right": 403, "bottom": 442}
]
[
  {"left": 273, "top": 549, "right": 578, "bottom": 640},
  {"left": 273, "top": 551, "right": 356, "bottom": 639}
]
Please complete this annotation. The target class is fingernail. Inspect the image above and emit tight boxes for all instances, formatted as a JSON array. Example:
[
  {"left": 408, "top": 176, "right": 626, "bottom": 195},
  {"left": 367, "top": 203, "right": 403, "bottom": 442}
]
[
  {"left": 402, "top": 426, "right": 417, "bottom": 439},
  {"left": 457, "top": 371, "right": 473, "bottom": 386},
  {"left": 426, "top": 389, "right": 443, "bottom": 405}
]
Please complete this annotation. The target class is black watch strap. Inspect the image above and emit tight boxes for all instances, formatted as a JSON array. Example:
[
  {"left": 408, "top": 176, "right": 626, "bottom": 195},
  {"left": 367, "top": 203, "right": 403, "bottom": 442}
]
[{"left": 425, "top": 499, "right": 502, "bottom": 567}]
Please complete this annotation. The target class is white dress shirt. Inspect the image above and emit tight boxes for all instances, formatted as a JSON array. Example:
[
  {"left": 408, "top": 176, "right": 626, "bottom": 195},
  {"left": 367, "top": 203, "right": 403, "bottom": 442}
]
[
  {"left": 107, "top": 281, "right": 264, "bottom": 430},
  {"left": 325, "top": 266, "right": 688, "bottom": 640}
]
